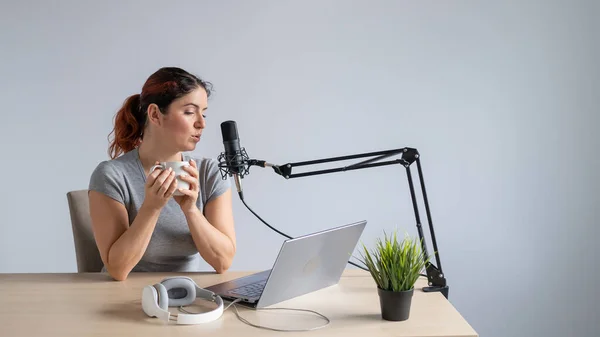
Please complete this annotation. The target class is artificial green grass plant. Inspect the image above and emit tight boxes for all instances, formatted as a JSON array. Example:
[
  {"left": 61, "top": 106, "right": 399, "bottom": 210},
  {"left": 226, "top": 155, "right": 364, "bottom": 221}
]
[{"left": 358, "top": 230, "right": 429, "bottom": 292}]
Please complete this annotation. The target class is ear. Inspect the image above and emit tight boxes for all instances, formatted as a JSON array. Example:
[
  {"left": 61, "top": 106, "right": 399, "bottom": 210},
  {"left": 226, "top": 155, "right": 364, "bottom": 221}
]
[{"left": 147, "top": 103, "right": 164, "bottom": 126}]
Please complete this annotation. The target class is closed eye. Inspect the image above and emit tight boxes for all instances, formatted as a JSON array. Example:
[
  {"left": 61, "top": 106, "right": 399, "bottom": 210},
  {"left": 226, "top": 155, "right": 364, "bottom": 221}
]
[{"left": 185, "top": 111, "right": 206, "bottom": 119}]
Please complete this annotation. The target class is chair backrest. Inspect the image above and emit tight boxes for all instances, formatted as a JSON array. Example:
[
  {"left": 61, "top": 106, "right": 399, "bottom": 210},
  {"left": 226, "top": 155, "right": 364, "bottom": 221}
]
[{"left": 66, "top": 190, "right": 104, "bottom": 272}]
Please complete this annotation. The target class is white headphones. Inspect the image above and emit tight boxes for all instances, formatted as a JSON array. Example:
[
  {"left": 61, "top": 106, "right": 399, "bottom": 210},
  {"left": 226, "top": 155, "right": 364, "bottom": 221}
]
[{"left": 142, "top": 276, "right": 224, "bottom": 325}]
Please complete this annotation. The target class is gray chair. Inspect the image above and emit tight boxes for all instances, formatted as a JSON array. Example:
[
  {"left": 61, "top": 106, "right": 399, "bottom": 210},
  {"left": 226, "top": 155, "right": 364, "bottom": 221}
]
[{"left": 66, "top": 190, "right": 104, "bottom": 272}]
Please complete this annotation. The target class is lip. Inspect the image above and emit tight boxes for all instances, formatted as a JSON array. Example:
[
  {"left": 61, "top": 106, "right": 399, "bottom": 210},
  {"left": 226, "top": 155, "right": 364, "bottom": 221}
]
[{"left": 191, "top": 135, "right": 201, "bottom": 142}]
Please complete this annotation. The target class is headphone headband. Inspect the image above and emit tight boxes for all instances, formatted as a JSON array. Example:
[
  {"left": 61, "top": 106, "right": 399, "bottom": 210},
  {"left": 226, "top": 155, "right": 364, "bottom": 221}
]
[{"left": 142, "top": 276, "right": 224, "bottom": 325}]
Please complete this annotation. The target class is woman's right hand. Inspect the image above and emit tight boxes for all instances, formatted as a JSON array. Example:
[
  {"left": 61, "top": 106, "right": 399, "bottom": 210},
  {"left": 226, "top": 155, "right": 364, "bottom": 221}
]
[{"left": 143, "top": 163, "right": 178, "bottom": 211}]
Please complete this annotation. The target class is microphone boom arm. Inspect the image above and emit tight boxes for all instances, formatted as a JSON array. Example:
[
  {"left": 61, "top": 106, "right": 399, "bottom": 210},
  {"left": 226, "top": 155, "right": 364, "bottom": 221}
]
[{"left": 264, "top": 147, "right": 449, "bottom": 298}]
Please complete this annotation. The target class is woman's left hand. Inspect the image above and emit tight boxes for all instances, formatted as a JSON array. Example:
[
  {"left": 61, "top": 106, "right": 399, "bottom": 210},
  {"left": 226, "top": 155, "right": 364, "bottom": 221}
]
[{"left": 174, "top": 159, "right": 200, "bottom": 214}]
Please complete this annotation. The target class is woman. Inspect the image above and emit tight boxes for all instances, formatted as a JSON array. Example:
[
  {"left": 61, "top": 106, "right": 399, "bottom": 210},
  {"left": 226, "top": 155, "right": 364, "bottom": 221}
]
[{"left": 88, "top": 67, "right": 235, "bottom": 281}]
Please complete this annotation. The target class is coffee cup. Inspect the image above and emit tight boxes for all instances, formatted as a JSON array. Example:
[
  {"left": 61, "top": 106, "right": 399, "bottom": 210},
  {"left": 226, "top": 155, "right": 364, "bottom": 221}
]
[{"left": 150, "top": 161, "right": 190, "bottom": 196}]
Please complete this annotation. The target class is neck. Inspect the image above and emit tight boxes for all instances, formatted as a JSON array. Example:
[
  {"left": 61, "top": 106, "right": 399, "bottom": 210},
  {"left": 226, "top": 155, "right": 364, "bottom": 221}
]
[{"left": 137, "top": 136, "right": 183, "bottom": 172}]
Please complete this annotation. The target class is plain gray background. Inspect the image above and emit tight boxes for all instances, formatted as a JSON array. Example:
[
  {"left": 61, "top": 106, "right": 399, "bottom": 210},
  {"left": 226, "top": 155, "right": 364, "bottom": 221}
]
[{"left": 1, "top": 1, "right": 598, "bottom": 336}]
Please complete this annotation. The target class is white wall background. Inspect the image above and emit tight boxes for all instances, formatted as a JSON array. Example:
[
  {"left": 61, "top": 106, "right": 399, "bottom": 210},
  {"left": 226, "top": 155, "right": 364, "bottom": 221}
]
[{"left": 1, "top": 1, "right": 598, "bottom": 336}]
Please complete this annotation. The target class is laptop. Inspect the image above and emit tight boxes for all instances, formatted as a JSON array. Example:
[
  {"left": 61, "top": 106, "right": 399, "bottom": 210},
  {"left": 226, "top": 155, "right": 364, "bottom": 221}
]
[{"left": 205, "top": 220, "right": 367, "bottom": 308}]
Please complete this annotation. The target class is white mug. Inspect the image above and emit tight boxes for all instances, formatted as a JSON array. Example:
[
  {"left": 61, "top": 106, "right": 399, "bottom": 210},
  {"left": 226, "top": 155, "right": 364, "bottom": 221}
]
[{"left": 150, "top": 161, "right": 191, "bottom": 196}]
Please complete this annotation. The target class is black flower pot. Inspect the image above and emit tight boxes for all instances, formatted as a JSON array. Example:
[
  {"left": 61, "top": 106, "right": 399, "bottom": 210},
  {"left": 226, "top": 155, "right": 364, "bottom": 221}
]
[{"left": 377, "top": 287, "right": 414, "bottom": 321}]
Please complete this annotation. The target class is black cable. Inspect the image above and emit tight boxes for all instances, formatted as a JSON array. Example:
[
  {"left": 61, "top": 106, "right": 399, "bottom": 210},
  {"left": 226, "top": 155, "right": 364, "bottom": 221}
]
[
  {"left": 238, "top": 192, "right": 369, "bottom": 272},
  {"left": 238, "top": 192, "right": 427, "bottom": 278}
]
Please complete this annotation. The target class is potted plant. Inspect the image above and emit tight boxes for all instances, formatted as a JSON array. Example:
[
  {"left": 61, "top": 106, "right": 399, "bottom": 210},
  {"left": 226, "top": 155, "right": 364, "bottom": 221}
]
[{"left": 358, "top": 230, "right": 429, "bottom": 321}]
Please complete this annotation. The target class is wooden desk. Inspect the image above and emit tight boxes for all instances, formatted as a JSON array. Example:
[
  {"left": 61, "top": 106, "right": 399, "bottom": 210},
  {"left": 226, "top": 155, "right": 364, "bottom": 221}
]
[{"left": 0, "top": 270, "right": 477, "bottom": 336}]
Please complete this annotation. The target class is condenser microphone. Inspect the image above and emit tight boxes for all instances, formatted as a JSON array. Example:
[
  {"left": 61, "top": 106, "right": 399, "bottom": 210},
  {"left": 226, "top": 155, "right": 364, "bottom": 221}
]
[{"left": 219, "top": 121, "right": 247, "bottom": 197}]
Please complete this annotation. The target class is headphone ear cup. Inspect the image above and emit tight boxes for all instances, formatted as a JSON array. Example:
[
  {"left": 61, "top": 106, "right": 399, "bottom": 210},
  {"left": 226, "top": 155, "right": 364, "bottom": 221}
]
[
  {"left": 154, "top": 283, "right": 169, "bottom": 311},
  {"left": 160, "top": 277, "right": 196, "bottom": 307},
  {"left": 142, "top": 285, "right": 160, "bottom": 318}
]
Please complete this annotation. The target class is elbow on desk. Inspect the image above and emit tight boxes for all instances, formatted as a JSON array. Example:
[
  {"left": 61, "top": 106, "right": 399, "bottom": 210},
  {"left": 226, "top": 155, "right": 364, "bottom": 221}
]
[
  {"left": 111, "top": 273, "right": 128, "bottom": 281},
  {"left": 213, "top": 262, "right": 230, "bottom": 274},
  {"left": 214, "top": 266, "right": 229, "bottom": 274},
  {"left": 105, "top": 265, "right": 130, "bottom": 281},
  {"left": 212, "top": 258, "right": 233, "bottom": 274},
  {"left": 210, "top": 247, "right": 235, "bottom": 274}
]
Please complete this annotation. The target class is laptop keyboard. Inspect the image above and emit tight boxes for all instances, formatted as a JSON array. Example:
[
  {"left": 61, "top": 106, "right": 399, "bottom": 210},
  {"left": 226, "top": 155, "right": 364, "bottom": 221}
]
[{"left": 227, "top": 280, "right": 266, "bottom": 298}]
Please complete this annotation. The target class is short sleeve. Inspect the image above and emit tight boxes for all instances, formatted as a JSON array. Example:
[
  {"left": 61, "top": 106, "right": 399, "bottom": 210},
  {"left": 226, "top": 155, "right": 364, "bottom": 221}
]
[
  {"left": 202, "top": 158, "right": 231, "bottom": 204},
  {"left": 88, "top": 161, "right": 126, "bottom": 205}
]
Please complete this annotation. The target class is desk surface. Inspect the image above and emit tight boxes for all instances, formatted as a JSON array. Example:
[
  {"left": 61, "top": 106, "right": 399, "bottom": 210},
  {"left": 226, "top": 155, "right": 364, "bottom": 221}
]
[{"left": 0, "top": 269, "right": 477, "bottom": 336}]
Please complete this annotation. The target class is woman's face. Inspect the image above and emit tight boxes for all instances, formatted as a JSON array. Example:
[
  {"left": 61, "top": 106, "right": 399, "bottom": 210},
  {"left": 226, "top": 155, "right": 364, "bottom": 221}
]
[{"left": 158, "top": 87, "right": 208, "bottom": 151}]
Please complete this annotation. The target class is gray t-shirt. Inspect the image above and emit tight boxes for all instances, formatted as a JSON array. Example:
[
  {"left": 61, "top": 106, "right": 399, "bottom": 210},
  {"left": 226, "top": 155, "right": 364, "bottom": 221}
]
[{"left": 88, "top": 147, "right": 230, "bottom": 272}]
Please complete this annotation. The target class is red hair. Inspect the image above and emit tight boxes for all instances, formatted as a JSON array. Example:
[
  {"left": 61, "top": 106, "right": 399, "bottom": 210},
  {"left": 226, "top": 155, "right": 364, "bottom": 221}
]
[
  {"left": 108, "top": 94, "right": 142, "bottom": 159},
  {"left": 107, "top": 67, "right": 212, "bottom": 159}
]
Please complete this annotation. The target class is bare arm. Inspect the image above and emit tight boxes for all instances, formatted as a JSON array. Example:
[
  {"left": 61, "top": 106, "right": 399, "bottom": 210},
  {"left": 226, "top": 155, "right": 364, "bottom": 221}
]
[
  {"left": 89, "top": 192, "right": 161, "bottom": 280},
  {"left": 184, "top": 189, "right": 236, "bottom": 273},
  {"left": 89, "top": 167, "right": 177, "bottom": 281}
]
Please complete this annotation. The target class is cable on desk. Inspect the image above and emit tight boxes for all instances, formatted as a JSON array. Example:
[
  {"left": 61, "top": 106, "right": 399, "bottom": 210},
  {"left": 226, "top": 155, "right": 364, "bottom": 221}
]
[{"left": 178, "top": 299, "right": 330, "bottom": 332}]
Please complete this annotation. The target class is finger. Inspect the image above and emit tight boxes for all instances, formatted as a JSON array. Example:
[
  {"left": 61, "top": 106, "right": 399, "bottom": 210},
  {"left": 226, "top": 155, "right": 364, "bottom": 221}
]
[
  {"left": 150, "top": 171, "right": 164, "bottom": 190},
  {"left": 166, "top": 176, "right": 179, "bottom": 196},
  {"left": 179, "top": 174, "right": 199, "bottom": 192},
  {"left": 178, "top": 174, "right": 197, "bottom": 185},
  {"left": 177, "top": 188, "right": 195, "bottom": 197},
  {"left": 156, "top": 169, "right": 175, "bottom": 193},
  {"left": 146, "top": 169, "right": 162, "bottom": 186},
  {"left": 159, "top": 176, "right": 175, "bottom": 198},
  {"left": 187, "top": 160, "right": 199, "bottom": 177},
  {"left": 149, "top": 167, "right": 169, "bottom": 188},
  {"left": 182, "top": 165, "right": 198, "bottom": 177},
  {"left": 157, "top": 173, "right": 173, "bottom": 196}
]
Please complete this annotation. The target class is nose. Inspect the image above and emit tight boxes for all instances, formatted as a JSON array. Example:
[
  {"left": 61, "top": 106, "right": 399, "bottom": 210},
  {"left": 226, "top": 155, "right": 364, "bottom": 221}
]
[{"left": 195, "top": 114, "right": 206, "bottom": 129}]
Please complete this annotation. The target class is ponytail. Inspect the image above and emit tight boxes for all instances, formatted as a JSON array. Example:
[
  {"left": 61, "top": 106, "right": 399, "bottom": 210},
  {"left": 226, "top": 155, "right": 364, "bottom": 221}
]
[{"left": 108, "top": 94, "right": 143, "bottom": 159}]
